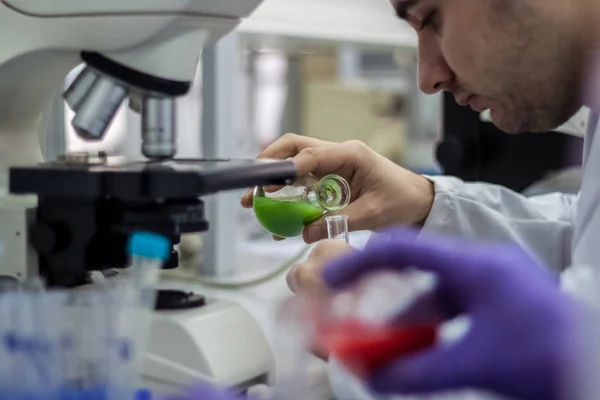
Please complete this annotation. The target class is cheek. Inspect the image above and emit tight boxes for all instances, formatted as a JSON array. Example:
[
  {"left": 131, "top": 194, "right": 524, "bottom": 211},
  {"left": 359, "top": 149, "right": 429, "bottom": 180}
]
[
  {"left": 440, "top": 4, "right": 491, "bottom": 85},
  {"left": 439, "top": 26, "right": 480, "bottom": 82}
]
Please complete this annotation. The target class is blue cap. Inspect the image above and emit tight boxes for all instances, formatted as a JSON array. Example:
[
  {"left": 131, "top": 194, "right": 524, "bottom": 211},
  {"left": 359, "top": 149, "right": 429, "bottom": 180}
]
[{"left": 127, "top": 231, "right": 171, "bottom": 261}]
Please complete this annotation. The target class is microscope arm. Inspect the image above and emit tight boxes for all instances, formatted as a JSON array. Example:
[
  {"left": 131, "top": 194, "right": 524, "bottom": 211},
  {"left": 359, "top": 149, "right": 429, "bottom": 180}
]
[{"left": 0, "top": 1, "right": 256, "bottom": 185}]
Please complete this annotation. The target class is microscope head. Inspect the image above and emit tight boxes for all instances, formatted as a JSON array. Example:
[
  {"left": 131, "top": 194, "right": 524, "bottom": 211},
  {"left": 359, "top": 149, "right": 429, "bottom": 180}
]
[
  {"left": 0, "top": 1, "right": 267, "bottom": 183},
  {"left": 45, "top": 0, "right": 266, "bottom": 160}
]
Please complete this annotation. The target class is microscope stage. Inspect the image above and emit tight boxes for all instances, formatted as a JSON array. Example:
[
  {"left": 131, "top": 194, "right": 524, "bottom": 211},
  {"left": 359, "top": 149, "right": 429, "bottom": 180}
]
[
  {"left": 10, "top": 158, "right": 297, "bottom": 200},
  {"left": 6, "top": 157, "right": 296, "bottom": 287}
]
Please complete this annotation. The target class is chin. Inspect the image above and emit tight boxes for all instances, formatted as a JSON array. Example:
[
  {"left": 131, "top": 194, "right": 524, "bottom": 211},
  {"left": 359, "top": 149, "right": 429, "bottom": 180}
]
[
  {"left": 489, "top": 113, "right": 523, "bottom": 134},
  {"left": 490, "top": 109, "right": 553, "bottom": 134}
]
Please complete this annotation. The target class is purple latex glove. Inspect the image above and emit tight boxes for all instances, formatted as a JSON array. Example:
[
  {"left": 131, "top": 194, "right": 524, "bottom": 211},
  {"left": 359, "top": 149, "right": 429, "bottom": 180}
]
[
  {"left": 162, "top": 383, "right": 249, "bottom": 400},
  {"left": 322, "top": 228, "right": 587, "bottom": 400}
]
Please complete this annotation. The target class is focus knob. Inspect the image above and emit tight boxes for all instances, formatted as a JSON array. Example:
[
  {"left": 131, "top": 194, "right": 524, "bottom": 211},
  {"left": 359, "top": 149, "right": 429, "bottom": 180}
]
[{"left": 30, "top": 224, "right": 57, "bottom": 255}]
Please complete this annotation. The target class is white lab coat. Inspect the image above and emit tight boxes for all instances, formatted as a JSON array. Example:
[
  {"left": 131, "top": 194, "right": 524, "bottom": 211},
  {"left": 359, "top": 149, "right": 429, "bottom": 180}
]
[{"left": 329, "top": 112, "right": 600, "bottom": 400}]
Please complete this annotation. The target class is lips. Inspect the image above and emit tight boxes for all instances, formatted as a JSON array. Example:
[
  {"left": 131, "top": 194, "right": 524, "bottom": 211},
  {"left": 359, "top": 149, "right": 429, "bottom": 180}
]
[
  {"left": 454, "top": 94, "right": 489, "bottom": 112},
  {"left": 469, "top": 96, "right": 488, "bottom": 112},
  {"left": 454, "top": 95, "right": 471, "bottom": 107}
]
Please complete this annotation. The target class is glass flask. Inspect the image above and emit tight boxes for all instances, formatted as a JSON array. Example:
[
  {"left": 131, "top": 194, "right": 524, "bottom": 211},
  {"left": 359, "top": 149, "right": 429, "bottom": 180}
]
[
  {"left": 252, "top": 174, "right": 351, "bottom": 238},
  {"left": 298, "top": 270, "right": 439, "bottom": 379}
]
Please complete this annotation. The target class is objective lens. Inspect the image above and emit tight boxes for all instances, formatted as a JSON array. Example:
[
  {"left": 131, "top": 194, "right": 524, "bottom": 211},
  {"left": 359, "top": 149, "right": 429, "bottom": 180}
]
[
  {"left": 129, "top": 90, "right": 143, "bottom": 114},
  {"left": 141, "top": 96, "right": 177, "bottom": 159},
  {"left": 63, "top": 67, "right": 98, "bottom": 112},
  {"left": 71, "top": 76, "right": 127, "bottom": 140}
]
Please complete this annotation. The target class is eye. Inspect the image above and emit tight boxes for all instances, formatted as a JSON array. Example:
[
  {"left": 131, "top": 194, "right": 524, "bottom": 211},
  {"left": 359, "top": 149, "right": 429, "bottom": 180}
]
[{"left": 420, "top": 10, "right": 439, "bottom": 32}]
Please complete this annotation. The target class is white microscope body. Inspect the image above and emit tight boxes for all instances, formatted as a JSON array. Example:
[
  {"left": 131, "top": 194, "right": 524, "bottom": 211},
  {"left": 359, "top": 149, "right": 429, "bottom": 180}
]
[{"left": 0, "top": 0, "right": 274, "bottom": 394}]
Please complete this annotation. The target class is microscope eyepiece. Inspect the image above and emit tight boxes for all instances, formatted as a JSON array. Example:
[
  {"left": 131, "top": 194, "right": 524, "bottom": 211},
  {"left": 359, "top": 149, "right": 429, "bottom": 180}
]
[{"left": 71, "top": 76, "right": 127, "bottom": 141}]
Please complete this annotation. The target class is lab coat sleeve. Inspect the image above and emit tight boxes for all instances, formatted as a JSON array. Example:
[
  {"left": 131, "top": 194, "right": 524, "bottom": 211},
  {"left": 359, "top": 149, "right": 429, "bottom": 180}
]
[
  {"left": 421, "top": 175, "right": 578, "bottom": 273},
  {"left": 560, "top": 265, "right": 600, "bottom": 400}
]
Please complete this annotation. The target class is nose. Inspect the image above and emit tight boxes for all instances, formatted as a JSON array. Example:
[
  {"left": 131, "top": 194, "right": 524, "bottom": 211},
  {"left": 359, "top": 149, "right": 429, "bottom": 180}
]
[{"left": 417, "top": 36, "right": 453, "bottom": 94}]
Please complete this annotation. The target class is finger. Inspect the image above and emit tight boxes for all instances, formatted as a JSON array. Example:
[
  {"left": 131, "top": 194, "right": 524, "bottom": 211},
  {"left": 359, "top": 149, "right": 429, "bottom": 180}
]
[
  {"left": 302, "top": 222, "right": 326, "bottom": 244},
  {"left": 241, "top": 189, "right": 253, "bottom": 208},
  {"left": 258, "top": 134, "right": 329, "bottom": 160},
  {"left": 368, "top": 337, "right": 477, "bottom": 395},
  {"left": 263, "top": 184, "right": 285, "bottom": 193},
  {"left": 287, "top": 262, "right": 328, "bottom": 294},
  {"left": 286, "top": 266, "right": 300, "bottom": 293},
  {"left": 322, "top": 228, "right": 479, "bottom": 292},
  {"left": 292, "top": 144, "right": 363, "bottom": 178}
]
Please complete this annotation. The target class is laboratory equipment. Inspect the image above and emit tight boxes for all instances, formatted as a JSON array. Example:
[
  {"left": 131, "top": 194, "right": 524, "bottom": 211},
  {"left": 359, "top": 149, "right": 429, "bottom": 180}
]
[
  {"left": 0, "top": 231, "right": 169, "bottom": 400},
  {"left": 298, "top": 270, "right": 439, "bottom": 378},
  {"left": 253, "top": 174, "right": 351, "bottom": 238},
  {"left": 326, "top": 215, "right": 349, "bottom": 243},
  {"left": 0, "top": 1, "right": 297, "bottom": 394}
]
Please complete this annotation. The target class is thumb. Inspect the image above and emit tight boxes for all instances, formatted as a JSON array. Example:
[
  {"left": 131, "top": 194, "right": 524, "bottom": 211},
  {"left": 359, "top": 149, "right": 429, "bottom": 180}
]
[
  {"left": 301, "top": 200, "right": 377, "bottom": 244},
  {"left": 369, "top": 337, "right": 476, "bottom": 394}
]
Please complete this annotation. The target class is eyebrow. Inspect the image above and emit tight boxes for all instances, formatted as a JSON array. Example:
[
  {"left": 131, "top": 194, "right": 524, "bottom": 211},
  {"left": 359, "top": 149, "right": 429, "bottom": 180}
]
[{"left": 394, "top": 0, "right": 420, "bottom": 20}]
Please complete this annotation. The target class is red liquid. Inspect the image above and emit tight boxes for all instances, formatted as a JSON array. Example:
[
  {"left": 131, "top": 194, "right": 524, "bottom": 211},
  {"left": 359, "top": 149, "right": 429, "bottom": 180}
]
[{"left": 318, "top": 320, "right": 438, "bottom": 377}]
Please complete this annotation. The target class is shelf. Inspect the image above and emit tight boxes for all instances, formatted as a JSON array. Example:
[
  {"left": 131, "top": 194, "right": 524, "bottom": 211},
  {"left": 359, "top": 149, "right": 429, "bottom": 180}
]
[{"left": 237, "top": 0, "right": 417, "bottom": 52}]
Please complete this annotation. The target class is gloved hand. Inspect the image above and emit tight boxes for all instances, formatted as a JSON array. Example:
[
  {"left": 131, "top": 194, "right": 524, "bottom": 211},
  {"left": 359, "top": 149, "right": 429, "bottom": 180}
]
[
  {"left": 163, "top": 383, "right": 248, "bottom": 400},
  {"left": 321, "top": 228, "right": 587, "bottom": 400}
]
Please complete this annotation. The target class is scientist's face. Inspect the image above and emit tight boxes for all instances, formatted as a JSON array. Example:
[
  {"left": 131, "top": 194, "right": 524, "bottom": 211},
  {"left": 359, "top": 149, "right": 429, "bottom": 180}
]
[{"left": 391, "top": 0, "right": 586, "bottom": 133}]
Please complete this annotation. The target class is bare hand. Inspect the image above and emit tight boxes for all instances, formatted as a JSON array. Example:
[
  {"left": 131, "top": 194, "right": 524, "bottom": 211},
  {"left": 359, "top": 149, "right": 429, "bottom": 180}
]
[
  {"left": 241, "top": 134, "right": 434, "bottom": 243},
  {"left": 286, "top": 239, "right": 355, "bottom": 294}
]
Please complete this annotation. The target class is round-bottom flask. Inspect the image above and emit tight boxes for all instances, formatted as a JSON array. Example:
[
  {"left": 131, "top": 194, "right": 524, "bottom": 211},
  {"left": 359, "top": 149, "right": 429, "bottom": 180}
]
[{"left": 252, "top": 174, "right": 351, "bottom": 238}]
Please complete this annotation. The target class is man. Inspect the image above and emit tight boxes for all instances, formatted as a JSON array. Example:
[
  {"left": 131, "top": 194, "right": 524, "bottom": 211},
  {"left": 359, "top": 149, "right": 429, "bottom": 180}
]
[
  {"left": 240, "top": 0, "right": 600, "bottom": 398},
  {"left": 240, "top": 0, "right": 600, "bottom": 295}
]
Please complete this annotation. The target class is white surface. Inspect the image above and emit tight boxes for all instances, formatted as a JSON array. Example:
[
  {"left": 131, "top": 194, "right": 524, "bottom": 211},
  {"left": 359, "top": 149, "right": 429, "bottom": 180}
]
[
  {"left": 143, "top": 299, "right": 273, "bottom": 394},
  {"left": 238, "top": 0, "right": 417, "bottom": 50}
]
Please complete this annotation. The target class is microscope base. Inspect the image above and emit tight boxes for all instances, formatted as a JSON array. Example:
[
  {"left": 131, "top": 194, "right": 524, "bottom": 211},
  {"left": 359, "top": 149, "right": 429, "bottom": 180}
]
[{"left": 142, "top": 299, "right": 273, "bottom": 395}]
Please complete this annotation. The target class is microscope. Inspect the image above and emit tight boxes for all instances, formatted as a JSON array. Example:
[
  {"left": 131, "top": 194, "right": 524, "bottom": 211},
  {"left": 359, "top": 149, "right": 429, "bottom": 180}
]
[{"left": 0, "top": 0, "right": 296, "bottom": 394}]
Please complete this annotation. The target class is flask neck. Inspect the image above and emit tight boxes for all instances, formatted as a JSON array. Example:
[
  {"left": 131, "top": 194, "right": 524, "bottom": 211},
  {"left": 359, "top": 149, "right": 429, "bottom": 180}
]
[{"left": 309, "top": 175, "right": 351, "bottom": 211}]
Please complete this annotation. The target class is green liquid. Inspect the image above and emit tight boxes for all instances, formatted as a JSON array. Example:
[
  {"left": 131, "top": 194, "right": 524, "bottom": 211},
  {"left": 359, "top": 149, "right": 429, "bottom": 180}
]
[{"left": 253, "top": 196, "right": 324, "bottom": 238}]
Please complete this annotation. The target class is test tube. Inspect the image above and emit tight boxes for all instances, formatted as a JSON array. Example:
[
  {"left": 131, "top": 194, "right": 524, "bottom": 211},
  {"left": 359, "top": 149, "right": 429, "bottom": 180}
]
[{"left": 326, "top": 215, "right": 349, "bottom": 243}]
